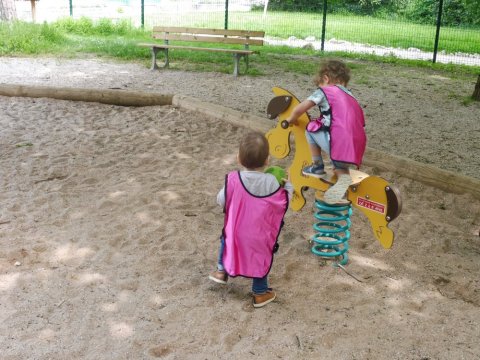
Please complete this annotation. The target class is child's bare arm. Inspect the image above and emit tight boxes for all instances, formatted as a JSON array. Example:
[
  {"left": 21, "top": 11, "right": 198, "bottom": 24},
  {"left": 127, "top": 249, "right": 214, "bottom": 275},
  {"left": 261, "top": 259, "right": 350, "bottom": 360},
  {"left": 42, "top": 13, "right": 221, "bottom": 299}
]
[
  {"left": 286, "top": 99, "right": 316, "bottom": 125},
  {"left": 282, "top": 170, "right": 294, "bottom": 202},
  {"left": 216, "top": 187, "right": 225, "bottom": 207}
]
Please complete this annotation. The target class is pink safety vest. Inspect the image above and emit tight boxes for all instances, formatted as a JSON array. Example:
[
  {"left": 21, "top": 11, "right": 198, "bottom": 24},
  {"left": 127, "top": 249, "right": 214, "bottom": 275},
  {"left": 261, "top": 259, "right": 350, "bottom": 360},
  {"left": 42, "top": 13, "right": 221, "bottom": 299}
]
[
  {"left": 222, "top": 171, "right": 289, "bottom": 278},
  {"left": 322, "top": 86, "right": 367, "bottom": 167}
]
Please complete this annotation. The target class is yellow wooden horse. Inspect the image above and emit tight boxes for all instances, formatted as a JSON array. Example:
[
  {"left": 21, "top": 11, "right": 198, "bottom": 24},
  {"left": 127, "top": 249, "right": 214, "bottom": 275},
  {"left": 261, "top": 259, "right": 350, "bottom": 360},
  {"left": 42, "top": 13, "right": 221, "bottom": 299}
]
[{"left": 265, "top": 87, "right": 401, "bottom": 249}]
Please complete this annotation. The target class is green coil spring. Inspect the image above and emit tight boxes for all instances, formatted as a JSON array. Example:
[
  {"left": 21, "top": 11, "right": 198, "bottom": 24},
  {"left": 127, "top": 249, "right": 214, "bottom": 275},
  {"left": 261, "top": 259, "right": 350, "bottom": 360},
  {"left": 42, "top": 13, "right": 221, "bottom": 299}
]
[{"left": 311, "top": 199, "right": 352, "bottom": 266}]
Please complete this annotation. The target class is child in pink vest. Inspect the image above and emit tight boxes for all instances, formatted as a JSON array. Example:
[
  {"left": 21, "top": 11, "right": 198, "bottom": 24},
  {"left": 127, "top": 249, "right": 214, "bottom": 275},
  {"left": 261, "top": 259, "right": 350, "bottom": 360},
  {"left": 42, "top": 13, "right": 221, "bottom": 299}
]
[
  {"left": 284, "top": 60, "right": 366, "bottom": 204},
  {"left": 209, "top": 132, "right": 293, "bottom": 308}
]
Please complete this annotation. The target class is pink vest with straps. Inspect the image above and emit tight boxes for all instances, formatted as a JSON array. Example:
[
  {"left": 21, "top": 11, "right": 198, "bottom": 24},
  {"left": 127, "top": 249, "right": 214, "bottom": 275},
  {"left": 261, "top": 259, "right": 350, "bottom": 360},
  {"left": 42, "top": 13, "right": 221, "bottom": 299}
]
[
  {"left": 322, "top": 85, "right": 366, "bottom": 167},
  {"left": 222, "top": 171, "right": 288, "bottom": 278}
]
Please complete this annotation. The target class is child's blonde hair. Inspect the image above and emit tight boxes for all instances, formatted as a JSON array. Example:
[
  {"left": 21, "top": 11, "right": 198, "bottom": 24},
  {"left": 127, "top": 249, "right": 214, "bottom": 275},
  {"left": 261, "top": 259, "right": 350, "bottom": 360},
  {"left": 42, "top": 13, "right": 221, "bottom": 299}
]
[
  {"left": 314, "top": 59, "right": 351, "bottom": 86},
  {"left": 238, "top": 132, "right": 269, "bottom": 169}
]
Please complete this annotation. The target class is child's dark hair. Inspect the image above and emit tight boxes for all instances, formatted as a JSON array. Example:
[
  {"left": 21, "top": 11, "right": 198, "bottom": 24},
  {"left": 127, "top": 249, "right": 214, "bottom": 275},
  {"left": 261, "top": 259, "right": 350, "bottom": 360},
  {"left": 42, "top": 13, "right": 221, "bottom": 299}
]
[
  {"left": 314, "top": 59, "right": 351, "bottom": 86},
  {"left": 238, "top": 132, "right": 269, "bottom": 169}
]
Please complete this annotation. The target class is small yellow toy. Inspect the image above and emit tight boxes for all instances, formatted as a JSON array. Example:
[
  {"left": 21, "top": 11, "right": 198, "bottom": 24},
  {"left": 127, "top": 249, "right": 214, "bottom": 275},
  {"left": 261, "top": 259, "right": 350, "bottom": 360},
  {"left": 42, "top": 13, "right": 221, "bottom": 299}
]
[{"left": 265, "top": 87, "right": 401, "bottom": 262}]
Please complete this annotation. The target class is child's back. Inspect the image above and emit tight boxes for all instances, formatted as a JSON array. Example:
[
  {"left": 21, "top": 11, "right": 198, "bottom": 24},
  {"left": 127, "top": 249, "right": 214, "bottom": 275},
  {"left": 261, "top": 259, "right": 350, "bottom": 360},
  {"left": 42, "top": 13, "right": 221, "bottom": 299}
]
[
  {"left": 222, "top": 170, "right": 289, "bottom": 278},
  {"left": 209, "top": 132, "right": 292, "bottom": 308},
  {"left": 320, "top": 85, "right": 366, "bottom": 168}
]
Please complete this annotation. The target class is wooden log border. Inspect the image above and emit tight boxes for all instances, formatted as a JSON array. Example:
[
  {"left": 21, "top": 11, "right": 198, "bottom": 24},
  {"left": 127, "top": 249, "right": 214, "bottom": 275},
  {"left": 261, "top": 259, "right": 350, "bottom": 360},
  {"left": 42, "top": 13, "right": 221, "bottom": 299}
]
[
  {"left": 1, "top": 83, "right": 479, "bottom": 200},
  {"left": 0, "top": 84, "right": 173, "bottom": 107}
]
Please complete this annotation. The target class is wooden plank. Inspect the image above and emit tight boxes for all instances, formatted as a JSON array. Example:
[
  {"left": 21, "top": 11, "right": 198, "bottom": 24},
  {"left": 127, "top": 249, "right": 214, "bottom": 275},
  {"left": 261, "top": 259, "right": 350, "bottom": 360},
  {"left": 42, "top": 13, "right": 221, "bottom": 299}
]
[
  {"left": 152, "top": 33, "right": 264, "bottom": 46},
  {"left": 157, "top": 45, "right": 254, "bottom": 54},
  {"left": 138, "top": 43, "right": 255, "bottom": 54},
  {"left": 152, "top": 26, "right": 265, "bottom": 38}
]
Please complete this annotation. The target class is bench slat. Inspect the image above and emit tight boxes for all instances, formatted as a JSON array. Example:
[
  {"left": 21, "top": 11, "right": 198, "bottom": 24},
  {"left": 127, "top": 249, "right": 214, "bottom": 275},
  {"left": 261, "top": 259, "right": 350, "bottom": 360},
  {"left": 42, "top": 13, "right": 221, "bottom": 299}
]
[
  {"left": 138, "top": 44, "right": 256, "bottom": 54},
  {"left": 152, "top": 33, "right": 264, "bottom": 46},
  {"left": 152, "top": 26, "right": 265, "bottom": 38}
]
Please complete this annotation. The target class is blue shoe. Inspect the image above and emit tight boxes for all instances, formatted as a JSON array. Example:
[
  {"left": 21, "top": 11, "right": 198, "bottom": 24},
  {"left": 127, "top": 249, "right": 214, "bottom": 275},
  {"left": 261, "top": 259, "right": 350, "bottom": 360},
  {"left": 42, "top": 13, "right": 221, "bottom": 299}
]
[{"left": 302, "top": 163, "right": 326, "bottom": 178}]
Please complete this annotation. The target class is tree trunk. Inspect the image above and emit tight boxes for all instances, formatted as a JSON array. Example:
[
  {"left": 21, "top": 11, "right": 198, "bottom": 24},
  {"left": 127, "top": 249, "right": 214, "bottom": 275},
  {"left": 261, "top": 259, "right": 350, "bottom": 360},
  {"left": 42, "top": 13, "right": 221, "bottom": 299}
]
[
  {"left": 473, "top": 75, "right": 480, "bottom": 101},
  {"left": 0, "top": 0, "right": 17, "bottom": 21}
]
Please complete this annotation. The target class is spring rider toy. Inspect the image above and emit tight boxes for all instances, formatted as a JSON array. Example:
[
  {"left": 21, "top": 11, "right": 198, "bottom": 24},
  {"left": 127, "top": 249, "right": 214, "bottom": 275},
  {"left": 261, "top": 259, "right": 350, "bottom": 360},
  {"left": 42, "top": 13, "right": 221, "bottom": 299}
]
[{"left": 266, "top": 87, "right": 402, "bottom": 265}]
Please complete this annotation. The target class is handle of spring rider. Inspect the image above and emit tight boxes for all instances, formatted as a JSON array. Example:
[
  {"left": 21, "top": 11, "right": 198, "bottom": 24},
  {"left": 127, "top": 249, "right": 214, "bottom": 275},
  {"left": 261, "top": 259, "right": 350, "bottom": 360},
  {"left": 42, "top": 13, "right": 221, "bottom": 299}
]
[{"left": 281, "top": 120, "right": 289, "bottom": 129}]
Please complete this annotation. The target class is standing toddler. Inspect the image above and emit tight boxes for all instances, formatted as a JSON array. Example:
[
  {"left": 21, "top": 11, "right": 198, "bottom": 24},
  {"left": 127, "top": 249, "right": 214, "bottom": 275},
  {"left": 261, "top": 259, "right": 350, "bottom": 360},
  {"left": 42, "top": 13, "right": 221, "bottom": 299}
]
[{"left": 209, "top": 132, "right": 293, "bottom": 308}]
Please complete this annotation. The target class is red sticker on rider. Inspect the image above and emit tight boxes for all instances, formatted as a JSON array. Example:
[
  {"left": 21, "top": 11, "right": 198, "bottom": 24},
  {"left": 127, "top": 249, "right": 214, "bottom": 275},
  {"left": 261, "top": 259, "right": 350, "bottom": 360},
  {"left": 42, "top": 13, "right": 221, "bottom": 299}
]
[{"left": 357, "top": 198, "right": 385, "bottom": 214}]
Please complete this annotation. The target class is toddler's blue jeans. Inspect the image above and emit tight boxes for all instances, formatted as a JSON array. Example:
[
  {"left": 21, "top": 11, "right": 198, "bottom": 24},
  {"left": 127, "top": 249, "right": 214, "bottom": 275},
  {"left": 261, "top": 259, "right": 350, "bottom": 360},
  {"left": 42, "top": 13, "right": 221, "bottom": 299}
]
[
  {"left": 216, "top": 236, "right": 269, "bottom": 294},
  {"left": 305, "top": 130, "right": 351, "bottom": 170}
]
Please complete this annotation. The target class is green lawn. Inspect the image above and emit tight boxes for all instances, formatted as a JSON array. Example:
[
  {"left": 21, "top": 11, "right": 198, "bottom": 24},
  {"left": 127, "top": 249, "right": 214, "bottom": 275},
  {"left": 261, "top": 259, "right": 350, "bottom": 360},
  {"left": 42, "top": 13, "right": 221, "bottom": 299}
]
[
  {"left": 0, "top": 17, "right": 479, "bottom": 77},
  {"left": 145, "top": 11, "right": 480, "bottom": 55}
]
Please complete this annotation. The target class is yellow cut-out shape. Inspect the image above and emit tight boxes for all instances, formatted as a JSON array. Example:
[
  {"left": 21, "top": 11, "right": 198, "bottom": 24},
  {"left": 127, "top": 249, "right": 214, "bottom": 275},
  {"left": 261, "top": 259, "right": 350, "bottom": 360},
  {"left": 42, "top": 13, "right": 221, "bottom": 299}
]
[{"left": 346, "top": 176, "right": 401, "bottom": 249}]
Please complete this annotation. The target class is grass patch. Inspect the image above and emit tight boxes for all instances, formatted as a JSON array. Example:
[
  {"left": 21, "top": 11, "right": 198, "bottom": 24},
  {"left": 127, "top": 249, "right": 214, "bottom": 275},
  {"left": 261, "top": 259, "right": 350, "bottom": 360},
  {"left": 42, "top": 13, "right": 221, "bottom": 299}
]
[
  {"left": 1, "top": 19, "right": 479, "bottom": 79},
  {"left": 147, "top": 10, "right": 480, "bottom": 55},
  {"left": 0, "top": 21, "right": 66, "bottom": 55}
]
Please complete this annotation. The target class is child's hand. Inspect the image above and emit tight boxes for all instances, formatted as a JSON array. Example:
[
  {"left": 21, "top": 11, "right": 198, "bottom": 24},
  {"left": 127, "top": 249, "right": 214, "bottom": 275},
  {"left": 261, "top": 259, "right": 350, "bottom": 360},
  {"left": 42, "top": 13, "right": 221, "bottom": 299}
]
[
  {"left": 280, "top": 170, "right": 291, "bottom": 186},
  {"left": 287, "top": 117, "right": 299, "bottom": 126}
]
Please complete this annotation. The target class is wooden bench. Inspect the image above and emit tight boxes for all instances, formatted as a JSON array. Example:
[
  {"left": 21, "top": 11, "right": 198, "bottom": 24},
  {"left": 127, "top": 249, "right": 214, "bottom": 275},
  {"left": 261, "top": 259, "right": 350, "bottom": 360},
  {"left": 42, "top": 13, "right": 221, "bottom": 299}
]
[{"left": 138, "top": 26, "right": 265, "bottom": 76}]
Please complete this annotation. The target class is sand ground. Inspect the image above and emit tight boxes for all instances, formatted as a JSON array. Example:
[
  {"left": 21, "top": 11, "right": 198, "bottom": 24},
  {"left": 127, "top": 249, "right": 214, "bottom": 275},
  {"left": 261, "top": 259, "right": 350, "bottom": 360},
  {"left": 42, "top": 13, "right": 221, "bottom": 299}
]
[{"left": 0, "top": 57, "right": 479, "bottom": 359}]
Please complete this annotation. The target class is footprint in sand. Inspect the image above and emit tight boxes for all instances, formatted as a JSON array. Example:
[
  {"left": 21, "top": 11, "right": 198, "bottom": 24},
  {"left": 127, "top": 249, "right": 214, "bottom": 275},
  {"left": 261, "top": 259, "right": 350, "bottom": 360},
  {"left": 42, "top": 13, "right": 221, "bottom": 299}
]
[
  {"left": 148, "top": 345, "right": 172, "bottom": 358},
  {"left": 82, "top": 177, "right": 99, "bottom": 185}
]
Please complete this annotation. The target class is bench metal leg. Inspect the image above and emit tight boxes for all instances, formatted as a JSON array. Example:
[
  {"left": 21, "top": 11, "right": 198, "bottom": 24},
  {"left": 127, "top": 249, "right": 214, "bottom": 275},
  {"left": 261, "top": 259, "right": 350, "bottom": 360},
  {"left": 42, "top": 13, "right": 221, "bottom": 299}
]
[
  {"left": 150, "top": 47, "right": 159, "bottom": 70},
  {"left": 233, "top": 53, "right": 240, "bottom": 77},
  {"left": 150, "top": 48, "right": 169, "bottom": 70},
  {"left": 233, "top": 54, "right": 250, "bottom": 76},
  {"left": 164, "top": 49, "right": 169, "bottom": 68}
]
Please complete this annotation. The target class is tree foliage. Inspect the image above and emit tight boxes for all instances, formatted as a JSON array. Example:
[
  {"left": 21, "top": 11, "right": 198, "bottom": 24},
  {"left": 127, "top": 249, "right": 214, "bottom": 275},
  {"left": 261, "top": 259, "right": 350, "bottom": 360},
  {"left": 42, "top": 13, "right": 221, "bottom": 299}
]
[{"left": 406, "top": 0, "right": 479, "bottom": 26}]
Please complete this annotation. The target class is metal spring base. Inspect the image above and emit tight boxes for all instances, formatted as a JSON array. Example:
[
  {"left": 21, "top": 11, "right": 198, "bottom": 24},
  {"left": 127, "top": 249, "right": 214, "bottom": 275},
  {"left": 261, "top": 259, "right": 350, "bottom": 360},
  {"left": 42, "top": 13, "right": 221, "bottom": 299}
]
[{"left": 311, "top": 199, "right": 352, "bottom": 266}]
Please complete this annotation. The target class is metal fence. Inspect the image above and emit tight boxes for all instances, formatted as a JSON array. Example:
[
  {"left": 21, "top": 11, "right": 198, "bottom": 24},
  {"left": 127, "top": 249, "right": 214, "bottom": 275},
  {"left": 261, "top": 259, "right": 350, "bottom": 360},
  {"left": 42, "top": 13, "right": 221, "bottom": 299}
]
[{"left": 13, "top": 0, "right": 480, "bottom": 67}]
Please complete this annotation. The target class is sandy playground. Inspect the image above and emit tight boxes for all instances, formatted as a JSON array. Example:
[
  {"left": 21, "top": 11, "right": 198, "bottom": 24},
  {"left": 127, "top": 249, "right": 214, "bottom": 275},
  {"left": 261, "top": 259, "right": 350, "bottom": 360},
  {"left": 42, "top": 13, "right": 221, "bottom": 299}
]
[{"left": 0, "top": 57, "right": 479, "bottom": 359}]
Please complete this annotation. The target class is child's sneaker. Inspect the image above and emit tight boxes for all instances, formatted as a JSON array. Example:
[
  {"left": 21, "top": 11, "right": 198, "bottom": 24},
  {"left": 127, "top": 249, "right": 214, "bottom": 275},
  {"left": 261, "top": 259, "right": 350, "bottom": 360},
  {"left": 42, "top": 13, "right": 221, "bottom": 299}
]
[
  {"left": 302, "top": 163, "right": 326, "bottom": 178},
  {"left": 208, "top": 270, "right": 228, "bottom": 284},
  {"left": 253, "top": 290, "right": 276, "bottom": 308}
]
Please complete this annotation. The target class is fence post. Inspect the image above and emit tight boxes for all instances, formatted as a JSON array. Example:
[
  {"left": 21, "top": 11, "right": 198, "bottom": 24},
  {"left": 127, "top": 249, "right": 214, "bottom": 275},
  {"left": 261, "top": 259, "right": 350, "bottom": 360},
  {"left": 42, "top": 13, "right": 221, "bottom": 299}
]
[
  {"left": 224, "top": 0, "right": 229, "bottom": 29},
  {"left": 141, "top": 0, "right": 144, "bottom": 28},
  {"left": 433, "top": 0, "right": 444, "bottom": 63},
  {"left": 321, "top": 0, "right": 327, "bottom": 51},
  {"left": 69, "top": 0, "right": 73, "bottom": 17}
]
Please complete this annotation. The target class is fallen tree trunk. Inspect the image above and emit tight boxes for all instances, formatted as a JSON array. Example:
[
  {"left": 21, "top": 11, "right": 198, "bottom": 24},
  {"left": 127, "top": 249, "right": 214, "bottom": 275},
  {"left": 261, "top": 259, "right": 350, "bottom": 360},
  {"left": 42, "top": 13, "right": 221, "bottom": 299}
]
[
  {"left": 0, "top": 84, "right": 173, "bottom": 107},
  {"left": 363, "top": 148, "right": 480, "bottom": 200}
]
